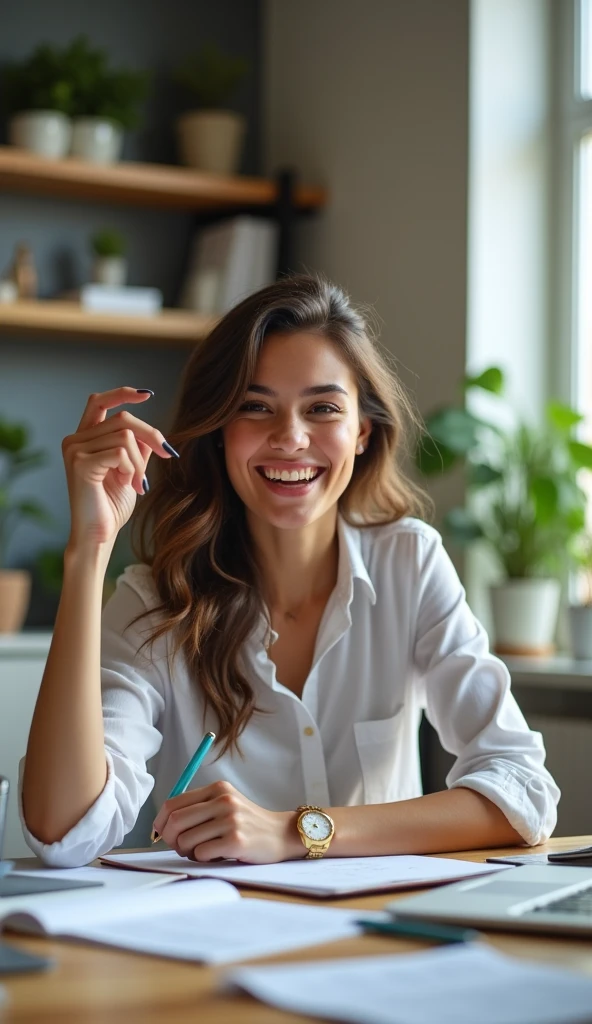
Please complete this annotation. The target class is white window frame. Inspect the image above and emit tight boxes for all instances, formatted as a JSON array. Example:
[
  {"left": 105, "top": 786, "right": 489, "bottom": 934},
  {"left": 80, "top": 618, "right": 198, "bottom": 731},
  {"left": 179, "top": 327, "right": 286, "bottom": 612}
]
[{"left": 554, "top": 0, "right": 592, "bottom": 409}]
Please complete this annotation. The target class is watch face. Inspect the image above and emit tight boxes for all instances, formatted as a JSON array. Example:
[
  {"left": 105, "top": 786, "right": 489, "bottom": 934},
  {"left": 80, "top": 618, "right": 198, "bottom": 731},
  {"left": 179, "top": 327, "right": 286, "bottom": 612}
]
[{"left": 301, "top": 810, "right": 332, "bottom": 841}]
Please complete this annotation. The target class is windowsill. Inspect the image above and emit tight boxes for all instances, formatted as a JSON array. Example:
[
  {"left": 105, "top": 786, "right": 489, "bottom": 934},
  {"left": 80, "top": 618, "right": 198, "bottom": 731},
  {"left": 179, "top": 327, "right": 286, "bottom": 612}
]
[{"left": 501, "top": 654, "right": 592, "bottom": 688}]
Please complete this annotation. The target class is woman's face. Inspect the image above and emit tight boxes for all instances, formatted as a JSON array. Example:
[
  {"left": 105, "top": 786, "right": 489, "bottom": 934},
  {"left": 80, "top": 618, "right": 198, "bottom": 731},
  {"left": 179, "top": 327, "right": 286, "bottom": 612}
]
[{"left": 223, "top": 331, "right": 371, "bottom": 531}]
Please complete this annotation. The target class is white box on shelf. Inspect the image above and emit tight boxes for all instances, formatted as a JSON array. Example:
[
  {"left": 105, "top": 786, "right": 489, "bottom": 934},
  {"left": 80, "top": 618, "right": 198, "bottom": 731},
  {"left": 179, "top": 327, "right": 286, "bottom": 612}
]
[{"left": 80, "top": 285, "right": 163, "bottom": 316}]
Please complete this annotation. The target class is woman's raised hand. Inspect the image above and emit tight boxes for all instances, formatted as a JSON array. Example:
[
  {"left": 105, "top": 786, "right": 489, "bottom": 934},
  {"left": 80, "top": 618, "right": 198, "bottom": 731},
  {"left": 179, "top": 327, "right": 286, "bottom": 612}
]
[{"left": 62, "top": 387, "right": 177, "bottom": 552}]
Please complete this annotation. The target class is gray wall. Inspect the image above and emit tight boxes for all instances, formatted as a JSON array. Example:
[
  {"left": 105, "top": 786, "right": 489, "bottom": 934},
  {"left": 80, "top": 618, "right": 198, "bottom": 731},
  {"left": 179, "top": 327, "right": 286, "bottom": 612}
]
[
  {"left": 264, "top": 0, "right": 470, "bottom": 416},
  {"left": 0, "top": 0, "right": 262, "bottom": 615},
  {"left": 263, "top": 0, "right": 470, "bottom": 533}
]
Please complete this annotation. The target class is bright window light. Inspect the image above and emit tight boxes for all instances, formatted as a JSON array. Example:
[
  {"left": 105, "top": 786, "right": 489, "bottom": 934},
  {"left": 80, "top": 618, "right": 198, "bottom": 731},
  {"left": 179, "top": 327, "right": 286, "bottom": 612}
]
[{"left": 581, "top": 0, "right": 592, "bottom": 97}]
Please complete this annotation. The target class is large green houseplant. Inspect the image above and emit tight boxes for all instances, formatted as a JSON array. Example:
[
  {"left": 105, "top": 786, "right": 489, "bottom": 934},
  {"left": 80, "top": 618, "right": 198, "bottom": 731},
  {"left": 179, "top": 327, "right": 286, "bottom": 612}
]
[
  {"left": 416, "top": 367, "right": 592, "bottom": 654},
  {"left": 0, "top": 416, "right": 50, "bottom": 632}
]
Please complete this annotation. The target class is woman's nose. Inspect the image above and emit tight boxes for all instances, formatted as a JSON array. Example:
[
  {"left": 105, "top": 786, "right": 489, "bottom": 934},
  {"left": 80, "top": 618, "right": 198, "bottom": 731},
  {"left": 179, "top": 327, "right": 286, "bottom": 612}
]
[{"left": 268, "top": 414, "right": 309, "bottom": 452}]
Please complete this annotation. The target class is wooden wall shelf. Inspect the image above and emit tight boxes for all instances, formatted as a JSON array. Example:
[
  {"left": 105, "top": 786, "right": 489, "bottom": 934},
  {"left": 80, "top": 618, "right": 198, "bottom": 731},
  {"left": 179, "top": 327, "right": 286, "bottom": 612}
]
[
  {"left": 0, "top": 301, "right": 217, "bottom": 346},
  {"left": 0, "top": 147, "right": 326, "bottom": 212}
]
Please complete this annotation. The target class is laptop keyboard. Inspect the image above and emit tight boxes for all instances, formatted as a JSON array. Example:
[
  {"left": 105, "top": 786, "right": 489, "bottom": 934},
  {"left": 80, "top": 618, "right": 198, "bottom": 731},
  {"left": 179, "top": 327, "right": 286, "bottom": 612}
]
[{"left": 532, "top": 883, "right": 592, "bottom": 916}]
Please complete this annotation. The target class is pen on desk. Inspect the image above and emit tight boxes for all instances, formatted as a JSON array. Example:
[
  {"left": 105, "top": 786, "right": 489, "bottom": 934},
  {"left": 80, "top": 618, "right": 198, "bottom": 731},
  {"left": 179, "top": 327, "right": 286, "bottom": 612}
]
[
  {"left": 150, "top": 731, "right": 216, "bottom": 844},
  {"left": 355, "top": 917, "right": 480, "bottom": 944}
]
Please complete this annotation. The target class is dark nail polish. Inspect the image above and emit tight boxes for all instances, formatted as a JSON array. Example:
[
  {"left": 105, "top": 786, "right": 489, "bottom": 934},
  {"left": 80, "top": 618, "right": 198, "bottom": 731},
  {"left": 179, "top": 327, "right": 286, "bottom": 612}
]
[
  {"left": 162, "top": 440, "right": 180, "bottom": 458},
  {"left": 136, "top": 389, "right": 155, "bottom": 396},
  {"left": 142, "top": 475, "right": 150, "bottom": 493}
]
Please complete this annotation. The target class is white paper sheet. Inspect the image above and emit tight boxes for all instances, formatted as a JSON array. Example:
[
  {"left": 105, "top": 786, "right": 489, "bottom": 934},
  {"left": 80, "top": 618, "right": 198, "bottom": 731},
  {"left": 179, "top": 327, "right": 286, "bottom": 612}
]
[
  {"left": 67, "top": 897, "right": 362, "bottom": 964},
  {"left": 102, "top": 852, "right": 507, "bottom": 896},
  {"left": 225, "top": 944, "right": 592, "bottom": 1024},
  {"left": 0, "top": 878, "right": 238, "bottom": 935}
]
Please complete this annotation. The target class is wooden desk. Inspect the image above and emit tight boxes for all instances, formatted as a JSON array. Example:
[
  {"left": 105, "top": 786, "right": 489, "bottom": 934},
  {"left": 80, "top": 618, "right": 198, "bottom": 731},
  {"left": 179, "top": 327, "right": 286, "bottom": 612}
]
[{"left": 2, "top": 836, "right": 592, "bottom": 1023}]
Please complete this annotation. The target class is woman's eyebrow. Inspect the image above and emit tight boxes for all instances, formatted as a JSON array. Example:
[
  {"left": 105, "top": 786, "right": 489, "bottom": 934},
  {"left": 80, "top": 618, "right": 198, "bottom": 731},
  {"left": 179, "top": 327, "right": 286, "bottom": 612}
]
[{"left": 246, "top": 384, "right": 349, "bottom": 397}]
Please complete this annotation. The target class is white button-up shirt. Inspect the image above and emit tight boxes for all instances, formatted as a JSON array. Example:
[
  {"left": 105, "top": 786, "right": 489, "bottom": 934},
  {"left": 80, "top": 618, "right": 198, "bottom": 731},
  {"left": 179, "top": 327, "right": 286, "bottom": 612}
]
[{"left": 19, "top": 517, "right": 559, "bottom": 866}]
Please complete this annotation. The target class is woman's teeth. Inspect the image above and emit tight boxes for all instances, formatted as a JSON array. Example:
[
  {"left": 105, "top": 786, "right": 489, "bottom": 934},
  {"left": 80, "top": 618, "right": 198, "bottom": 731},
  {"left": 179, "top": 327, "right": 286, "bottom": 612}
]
[{"left": 263, "top": 467, "right": 319, "bottom": 482}]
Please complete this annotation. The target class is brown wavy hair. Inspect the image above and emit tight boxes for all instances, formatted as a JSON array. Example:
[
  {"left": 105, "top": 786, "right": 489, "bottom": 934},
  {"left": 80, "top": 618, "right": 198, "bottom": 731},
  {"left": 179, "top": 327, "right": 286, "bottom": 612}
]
[{"left": 133, "top": 274, "right": 430, "bottom": 752}]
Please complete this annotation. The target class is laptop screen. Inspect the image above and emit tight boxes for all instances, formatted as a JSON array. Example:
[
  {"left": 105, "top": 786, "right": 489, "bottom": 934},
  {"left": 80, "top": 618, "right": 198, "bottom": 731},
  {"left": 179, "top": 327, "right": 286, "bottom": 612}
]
[{"left": 0, "top": 776, "right": 11, "bottom": 875}]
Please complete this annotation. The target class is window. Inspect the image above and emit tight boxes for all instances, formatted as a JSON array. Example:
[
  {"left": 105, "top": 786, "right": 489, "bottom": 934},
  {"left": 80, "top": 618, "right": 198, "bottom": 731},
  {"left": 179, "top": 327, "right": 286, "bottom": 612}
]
[{"left": 564, "top": 1, "right": 592, "bottom": 423}]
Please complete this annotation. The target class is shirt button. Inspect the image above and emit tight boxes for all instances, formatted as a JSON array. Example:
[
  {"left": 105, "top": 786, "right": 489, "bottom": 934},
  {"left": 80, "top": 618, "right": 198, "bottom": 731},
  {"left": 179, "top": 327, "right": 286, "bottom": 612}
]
[{"left": 303, "top": 726, "right": 315, "bottom": 736}]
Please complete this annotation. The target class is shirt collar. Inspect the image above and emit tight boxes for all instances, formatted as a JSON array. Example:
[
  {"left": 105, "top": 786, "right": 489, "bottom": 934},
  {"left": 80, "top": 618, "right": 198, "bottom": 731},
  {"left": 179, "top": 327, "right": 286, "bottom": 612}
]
[
  {"left": 336, "top": 516, "right": 377, "bottom": 607},
  {"left": 251, "top": 515, "right": 378, "bottom": 653}
]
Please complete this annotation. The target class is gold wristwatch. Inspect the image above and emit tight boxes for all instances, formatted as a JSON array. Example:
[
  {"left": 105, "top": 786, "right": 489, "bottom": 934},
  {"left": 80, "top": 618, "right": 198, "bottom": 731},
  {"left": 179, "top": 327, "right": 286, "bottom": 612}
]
[{"left": 296, "top": 805, "right": 335, "bottom": 859}]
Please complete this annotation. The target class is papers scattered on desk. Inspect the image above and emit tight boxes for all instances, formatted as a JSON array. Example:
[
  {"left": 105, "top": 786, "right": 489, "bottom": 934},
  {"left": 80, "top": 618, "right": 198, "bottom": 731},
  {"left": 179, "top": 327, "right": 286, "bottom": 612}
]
[
  {"left": 0, "top": 877, "right": 361, "bottom": 964},
  {"left": 101, "top": 851, "right": 507, "bottom": 897},
  {"left": 225, "top": 943, "right": 592, "bottom": 1024}
]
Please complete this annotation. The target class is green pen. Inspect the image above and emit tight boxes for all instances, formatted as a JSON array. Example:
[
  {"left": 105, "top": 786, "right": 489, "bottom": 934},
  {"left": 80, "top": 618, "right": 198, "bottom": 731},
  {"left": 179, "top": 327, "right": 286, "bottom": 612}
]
[
  {"left": 150, "top": 731, "right": 216, "bottom": 844},
  {"left": 355, "top": 917, "right": 480, "bottom": 944}
]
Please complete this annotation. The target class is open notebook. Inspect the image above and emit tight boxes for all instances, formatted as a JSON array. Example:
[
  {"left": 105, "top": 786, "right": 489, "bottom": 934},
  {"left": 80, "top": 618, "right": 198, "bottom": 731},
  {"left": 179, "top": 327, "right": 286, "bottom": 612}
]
[
  {"left": 0, "top": 878, "right": 362, "bottom": 964},
  {"left": 101, "top": 851, "right": 506, "bottom": 898}
]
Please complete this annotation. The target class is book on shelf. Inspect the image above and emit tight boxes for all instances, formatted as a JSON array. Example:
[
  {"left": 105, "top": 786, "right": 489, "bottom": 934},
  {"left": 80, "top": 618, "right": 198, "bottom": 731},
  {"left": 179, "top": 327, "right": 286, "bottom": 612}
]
[{"left": 180, "top": 215, "right": 279, "bottom": 315}]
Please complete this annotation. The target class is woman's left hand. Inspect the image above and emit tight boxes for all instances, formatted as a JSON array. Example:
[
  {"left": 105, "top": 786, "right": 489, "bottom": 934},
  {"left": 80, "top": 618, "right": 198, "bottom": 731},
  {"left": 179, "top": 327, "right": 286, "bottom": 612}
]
[{"left": 152, "top": 780, "right": 302, "bottom": 863}]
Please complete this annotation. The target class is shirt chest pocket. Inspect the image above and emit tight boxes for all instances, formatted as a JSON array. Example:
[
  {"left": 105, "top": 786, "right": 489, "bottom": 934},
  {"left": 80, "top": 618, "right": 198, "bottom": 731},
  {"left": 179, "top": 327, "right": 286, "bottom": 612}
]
[{"left": 354, "top": 707, "right": 405, "bottom": 804}]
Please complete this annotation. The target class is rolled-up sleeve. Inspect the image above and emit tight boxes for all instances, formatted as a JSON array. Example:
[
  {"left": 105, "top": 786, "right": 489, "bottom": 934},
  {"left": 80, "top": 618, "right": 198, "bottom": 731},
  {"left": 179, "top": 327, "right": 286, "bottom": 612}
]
[
  {"left": 413, "top": 532, "right": 560, "bottom": 846},
  {"left": 19, "top": 567, "right": 166, "bottom": 867}
]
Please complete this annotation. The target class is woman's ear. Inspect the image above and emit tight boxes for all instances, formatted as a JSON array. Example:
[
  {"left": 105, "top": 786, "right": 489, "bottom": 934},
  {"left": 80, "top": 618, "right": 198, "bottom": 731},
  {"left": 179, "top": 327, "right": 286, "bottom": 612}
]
[{"left": 356, "top": 417, "right": 372, "bottom": 454}]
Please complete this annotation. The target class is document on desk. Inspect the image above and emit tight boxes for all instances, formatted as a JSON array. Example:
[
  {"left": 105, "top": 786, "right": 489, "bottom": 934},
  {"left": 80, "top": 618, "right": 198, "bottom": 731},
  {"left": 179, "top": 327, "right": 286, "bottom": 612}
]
[
  {"left": 0, "top": 878, "right": 362, "bottom": 964},
  {"left": 225, "top": 943, "right": 592, "bottom": 1024},
  {"left": 101, "top": 851, "right": 507, "bottom": 897}
]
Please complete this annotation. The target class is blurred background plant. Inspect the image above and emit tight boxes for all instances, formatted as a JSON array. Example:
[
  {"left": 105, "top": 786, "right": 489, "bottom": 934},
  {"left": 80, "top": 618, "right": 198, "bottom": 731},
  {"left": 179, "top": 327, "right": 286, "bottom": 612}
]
[
  {"left": 90, "top": 228, "right": 126, "bottom": 258},
  {"left": 67, "top": 36, "right": 148, "bottom": 129},
  {"left": 0, "top": 416, "right": 50, "bottom": 567},
  {"left": 1, "top": 39, "right": 79, "bottom": 116},
  {"left": 174, "top": 42, "right": 249, "bottom": 110},
  {"left": 416, "top": 367, "right": 592, "bottom": 580}
]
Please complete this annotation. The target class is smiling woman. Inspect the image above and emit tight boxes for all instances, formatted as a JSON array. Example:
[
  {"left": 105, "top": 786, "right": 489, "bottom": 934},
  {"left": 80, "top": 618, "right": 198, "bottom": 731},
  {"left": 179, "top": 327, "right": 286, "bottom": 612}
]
[{"left": 21, "top": 274, "right": 559, "bottom": 869}]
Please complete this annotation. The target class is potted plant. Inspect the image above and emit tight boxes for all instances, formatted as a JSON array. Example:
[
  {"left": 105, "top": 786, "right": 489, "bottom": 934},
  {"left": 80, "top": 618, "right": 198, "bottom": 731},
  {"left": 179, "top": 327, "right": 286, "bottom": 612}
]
[
  {"left": 0, "top": 416, "right": 50, "bottom": 633},
  {"left": 174, "top": 42, "right": 249, "bottom": 175},
  {"left": 90, "top": 228, "right": 127, "bottom": 287},
  {"left": 68, "top": 36, "right": 148, "bottom": 164},
  {"left": 567, "top": 533, "right": 592, "bottom": 659},
  {"left": 1, "top": 40, "right": 77, "bottom": 158},
  {"left": 416, "top": 367, "right": 592, "bottom": 655}
]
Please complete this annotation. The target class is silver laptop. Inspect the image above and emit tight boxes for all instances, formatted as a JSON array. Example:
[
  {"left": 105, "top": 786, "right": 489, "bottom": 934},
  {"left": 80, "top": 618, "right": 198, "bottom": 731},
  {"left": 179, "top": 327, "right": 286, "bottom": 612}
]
[
  {"left": 389, "top": 865, "right": 592, "bottom": 936},
  {"left": 0, "top": 777, "right": 13, "bottom": 878}
]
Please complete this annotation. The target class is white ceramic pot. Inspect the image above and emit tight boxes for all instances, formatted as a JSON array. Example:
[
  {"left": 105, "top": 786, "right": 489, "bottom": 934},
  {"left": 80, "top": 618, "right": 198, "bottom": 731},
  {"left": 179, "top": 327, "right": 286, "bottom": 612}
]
[
  {"left": 567, "top": 605, "right": 592, "bottom": 660},
  {"left": 92, "top": 256, "right": 128, "bottom": 287},
  {"left": 70, "top": 118, "right": 124, "bottom": 164},
  {"left": 8, "top": 110, "right": 72, "bottom": 159},
  {"left": 0, "top": 570, "right": 31, "bottom": 633},
  {"left": 489, "top": 578, "right": 561, "bottom": 656},
  {"left": 176, "top": 110, "right": 245, "bottom": 175}
]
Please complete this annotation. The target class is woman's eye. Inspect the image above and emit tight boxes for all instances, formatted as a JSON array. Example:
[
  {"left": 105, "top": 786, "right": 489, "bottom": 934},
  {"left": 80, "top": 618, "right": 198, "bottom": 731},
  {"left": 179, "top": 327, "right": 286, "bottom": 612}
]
[
  {"left": 239, "top": 402, "right": 270, "bottom": 413},
  {"left": 310, "top": 403, "right": 342, "bottom": 415}
]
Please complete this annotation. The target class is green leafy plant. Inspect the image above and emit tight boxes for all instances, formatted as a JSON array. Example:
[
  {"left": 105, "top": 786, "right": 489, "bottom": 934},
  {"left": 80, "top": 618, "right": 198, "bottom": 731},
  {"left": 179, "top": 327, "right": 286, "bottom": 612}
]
[
  {"left": 0, "top": 417, "right": 50, "bottom": 567},
  {"left": 91, "top": 228, "right": 125, "bottom": 258},
  {"left": 1, "top": 36, "right": 148, "bottom": 128},
  {"left": 175, "top": 42, "right": 249, "bottom": 109},
  {"left": 1, "top": 40, "right": 78, "bottom": 115},
  {"left": 416, "top": 367, "right": 592, "bottom": 579},
  {"left": 69, "top": 36, "right": 148, "bottom": 129}
]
